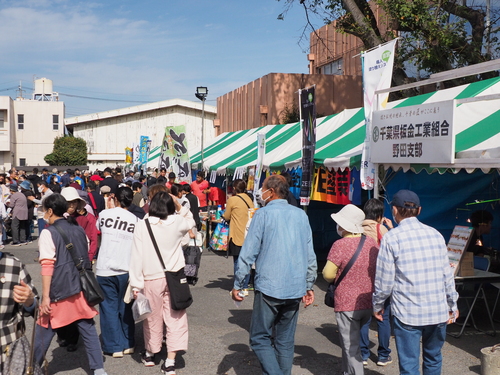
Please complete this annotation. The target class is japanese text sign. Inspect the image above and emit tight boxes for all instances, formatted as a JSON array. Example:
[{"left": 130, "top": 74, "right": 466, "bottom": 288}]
[{"left": 371, "top": 100, "right": 455, "bottom": 164}]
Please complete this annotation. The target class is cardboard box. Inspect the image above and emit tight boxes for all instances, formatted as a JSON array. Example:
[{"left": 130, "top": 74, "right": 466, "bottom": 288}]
[{"left": 458, "top": 252, "right": 475, "bottom": 276}]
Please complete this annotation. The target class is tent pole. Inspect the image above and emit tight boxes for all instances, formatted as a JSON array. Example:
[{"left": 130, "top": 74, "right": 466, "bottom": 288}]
[{"left": 374, "top": 163, "right": 379, "bottom": 199}]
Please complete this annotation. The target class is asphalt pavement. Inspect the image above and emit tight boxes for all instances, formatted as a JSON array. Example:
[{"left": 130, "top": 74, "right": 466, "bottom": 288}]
[{"left": 6, "top": 239, "right": 498, "bottom": 375}]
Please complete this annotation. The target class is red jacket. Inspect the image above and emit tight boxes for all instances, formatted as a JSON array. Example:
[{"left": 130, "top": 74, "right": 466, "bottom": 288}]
[{"left": 74, "top": 211, "right": 98, "bottom": 261}]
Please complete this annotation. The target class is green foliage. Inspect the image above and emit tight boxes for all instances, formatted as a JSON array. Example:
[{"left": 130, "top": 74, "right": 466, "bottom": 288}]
[
  {"left": 44, "top": 136, "right": 88, "bottom": 166},
  {"left": 283, "top": 0, "right": 499, "bottom": 83},
  {"left": 279, "top": 102, "right": 300, "bottom": 124}
]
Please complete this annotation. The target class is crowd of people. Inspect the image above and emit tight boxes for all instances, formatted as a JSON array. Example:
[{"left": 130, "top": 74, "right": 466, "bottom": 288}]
[{"left": 0, "top": 165, "right": 467, "bottom": 375}]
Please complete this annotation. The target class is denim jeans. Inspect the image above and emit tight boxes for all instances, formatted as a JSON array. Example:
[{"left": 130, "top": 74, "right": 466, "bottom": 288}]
[
  {"left": 97, "top": 273, "right": 135, "bottom": 353},
  {"left": 360, "top": 300, "right": 391, "bottom": 361},
  {"left": 393, "top": 316, "right": 446, "bottom": 375},
  {"left": 249, "top": 291, "right": 301, "bottom": 375},
  {"left": 37, "top": 218, "right": 47, "bottom": 236}
]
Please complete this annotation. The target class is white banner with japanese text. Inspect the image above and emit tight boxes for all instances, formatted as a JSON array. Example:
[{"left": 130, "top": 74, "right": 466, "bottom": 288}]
[
  {"left": 361, "top": 39, "right": 398, "bottom": 190},
  {"left": 371, "top": 100, "right": 455, "bottom": 164}
]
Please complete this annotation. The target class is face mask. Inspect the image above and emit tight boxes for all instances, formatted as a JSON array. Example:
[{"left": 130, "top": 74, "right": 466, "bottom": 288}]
[
  {"left": 336, "top": 224, "right": 344, "bottom": 238},
  {"left": 392, "top": 209, "right": 399, "bottom": 225},
  {"left": 261, "top": 189, "right": 271, "bottom": 206},
  {"left": 38, "top": 186, "right": 44, "bottom": 193}
]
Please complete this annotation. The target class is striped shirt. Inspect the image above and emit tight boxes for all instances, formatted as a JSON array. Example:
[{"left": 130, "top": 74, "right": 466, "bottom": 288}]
[{"left": 373, "top": 217, "right": 458, "bottom": 326}]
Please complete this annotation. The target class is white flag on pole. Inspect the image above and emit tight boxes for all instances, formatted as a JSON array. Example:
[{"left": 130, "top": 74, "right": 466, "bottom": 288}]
[{"left": 360, "top": 39, "right": 397, "bottom": 190}]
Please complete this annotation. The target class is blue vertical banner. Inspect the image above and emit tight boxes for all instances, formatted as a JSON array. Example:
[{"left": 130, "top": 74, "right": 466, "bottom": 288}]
[
  {"left": 140, "top": 136, "right": 149, "bottom": 165},
  {"left": 299, "top": 87, "right": 316, "bottom": 206}
]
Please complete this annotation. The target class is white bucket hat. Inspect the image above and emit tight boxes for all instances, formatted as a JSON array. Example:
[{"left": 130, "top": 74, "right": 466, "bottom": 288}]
[
  {"left": 61, "top": 187, "right": 85, "bottom": 202},
  {"left": 330, "top": 204, "right": 365, "bottom": 234}
]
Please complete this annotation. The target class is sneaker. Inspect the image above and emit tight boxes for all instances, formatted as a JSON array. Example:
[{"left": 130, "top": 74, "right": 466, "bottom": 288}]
[
  {"left": 363, "top": 360, "right": 368, "bottom": 366},
  {"left": 160, "top": 362, "right": 176, "bottom": 375},
  {"left": 123, "top": 348, "right": 134, "bottom": 355},
  {"left": 0, "top": 245, "right": 4, "bottom": 250},
  {"left": 141, "top": 352, "right": 155, "bottom": 367},
  {"left": 377, "top": 356, "right": 393, "bottom": 366},
  {"left": 112, "top": 351, "right": 123, "bottom": 358},
  {"left": 12, "top": 243, "right": 22, "bottom": 247},
  {"left": 242, "top": 289, "right": 249, "bottom": 296},
  {"left": 246, "top": 286, "right": 254, "bottom": 291}
]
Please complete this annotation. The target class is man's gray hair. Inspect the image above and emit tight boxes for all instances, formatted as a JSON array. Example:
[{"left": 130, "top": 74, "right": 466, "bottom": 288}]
[{"left": 264, "top": 175, "right": 289, "bottom": 199}]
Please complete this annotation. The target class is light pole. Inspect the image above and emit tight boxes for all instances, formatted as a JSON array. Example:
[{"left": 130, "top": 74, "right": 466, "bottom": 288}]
[{"left": 195, "top": 86, "right": 208, "bottom": 170}]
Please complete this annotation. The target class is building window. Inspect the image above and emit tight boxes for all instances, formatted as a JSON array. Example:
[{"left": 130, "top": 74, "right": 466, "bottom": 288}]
[
  {"left": 18, "top": 114, "right": 24, "bottom": 130},
  {"left": 19, "top": 158, "right": 26, "bottom": 167},
  {"left": 53, "top": 114, "right": 59, "bottom": 130},
  {"left": 0, "top": 111, "right": 4, "bottom": 128},
  {"left": 321, "top": 58, "right": 344, "bottom": 75}
]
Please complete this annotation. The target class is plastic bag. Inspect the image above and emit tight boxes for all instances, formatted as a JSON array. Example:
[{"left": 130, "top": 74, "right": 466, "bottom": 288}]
[
  {"left": 209, "top": 222, "right": 229, "bottom": 252},
  {"left": 132, "top": 292, "right": 152, "bottom": 323}
]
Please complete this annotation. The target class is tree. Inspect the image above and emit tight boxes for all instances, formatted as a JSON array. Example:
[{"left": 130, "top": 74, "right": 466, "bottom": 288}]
[
  {"left": 279, "top": 102, "right": 301, "bottom": 124},
  {"left": 278, "top": 0, "right": 500, "bottom": 88},
  {"left": 44, "top": 136, "right": 88, "bottom": 166}
]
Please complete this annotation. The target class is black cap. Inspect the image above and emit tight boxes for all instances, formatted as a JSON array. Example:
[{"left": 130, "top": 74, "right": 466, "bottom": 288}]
[
  {"left": 391, "top": 190, "right": 420, "bottom": 208},
  {"left": 168, "top": 172, "right": 176, "bottom": 179}
]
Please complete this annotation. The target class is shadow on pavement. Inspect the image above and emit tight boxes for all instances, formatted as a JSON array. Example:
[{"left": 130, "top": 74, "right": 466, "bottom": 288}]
[
  {"left": 217, "top": 343, "right": 261, "bottom": 375},
  {"left": 203, "top": 274, "right": 234, "bottom": 291},
  {"left": 228, "top": 309, "right": 253, "bottom": 332}
]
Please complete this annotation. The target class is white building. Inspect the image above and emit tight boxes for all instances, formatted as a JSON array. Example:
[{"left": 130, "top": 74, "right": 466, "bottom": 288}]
[
  {"left": 65, "top": 99, "right": 217, "bottom": 170},
  {"left": 0, "top": 78, "right": 65, "bottom": 170}
]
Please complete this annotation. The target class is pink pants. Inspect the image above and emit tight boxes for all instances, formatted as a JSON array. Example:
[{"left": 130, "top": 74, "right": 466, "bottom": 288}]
[{"left": 143, "top": 277, "right": 188, "bottom": 354}]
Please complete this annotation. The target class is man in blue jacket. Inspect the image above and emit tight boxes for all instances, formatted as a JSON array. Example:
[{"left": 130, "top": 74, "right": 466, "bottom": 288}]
[{"left": 231, "top": 175, "right": 317, "bottom": 375}]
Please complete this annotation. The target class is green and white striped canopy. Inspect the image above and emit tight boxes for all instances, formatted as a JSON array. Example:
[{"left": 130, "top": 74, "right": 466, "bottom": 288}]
[{"left": 190, "top": 76, "right": 500, "bottom": 175}]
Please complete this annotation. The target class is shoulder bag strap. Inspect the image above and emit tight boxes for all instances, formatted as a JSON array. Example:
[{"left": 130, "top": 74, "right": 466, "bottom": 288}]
[
  {"left": 376, "top": 223, "right": 383, "bottom": 245},
  {"left": 334, "top": 235, "right": 366, "bottom": 288},
  {"left": 88, "top": 192, "right": 97, "bottom": 211},
  {"left": 236, "top": 194, "right": 251, "bottom": 209},
  {"left": 52, "top": 221, "right": 84, "bottom": 271},
  {"left": 145, "top": 218, "right": 167, "bottom": 271}
]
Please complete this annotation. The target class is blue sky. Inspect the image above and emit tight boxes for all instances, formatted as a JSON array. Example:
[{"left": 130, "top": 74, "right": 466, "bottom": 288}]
[{"left": 0, "top": 0, "right": 321, "bottom": 117}]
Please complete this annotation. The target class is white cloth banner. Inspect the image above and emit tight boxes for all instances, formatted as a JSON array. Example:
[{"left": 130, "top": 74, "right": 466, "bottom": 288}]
[
  {"left": 253, "top": 133, "right": 266, "bottom": 205},
  {"left": 361, "top": 39, "right": 398, "bottom": 190}
]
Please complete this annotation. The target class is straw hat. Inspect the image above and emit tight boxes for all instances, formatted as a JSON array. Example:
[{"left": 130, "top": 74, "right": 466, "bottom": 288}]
[{"left": 330, "top": 204, "right": 365, "bottom": 234}]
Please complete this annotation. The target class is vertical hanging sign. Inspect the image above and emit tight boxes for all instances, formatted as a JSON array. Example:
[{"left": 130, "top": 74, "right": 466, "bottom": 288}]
[
  {"left": 360, "top": 39, "right": 397, "bottom": 190},
  {"left": 125, "top": 147, "right": 133, "bottom": 164},
  {"left": 252, "top": 133, "right": 266, "bottom": 204},
  {"left": 299, "top": 87, "right": 317, "bottom": 206},
  {"left": 158, "top": 125, "right": 192, "bottom": 183},
  {"left": 139, "top": 136, "right": 149, "bottom": 165}
]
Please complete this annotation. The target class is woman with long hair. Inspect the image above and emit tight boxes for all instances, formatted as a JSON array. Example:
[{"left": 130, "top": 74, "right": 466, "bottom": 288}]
[
  {"left": 34, "top": 193, "right": 107, "bottom": 375},
  {"left": 129, "top": 191, "right": 195, "bottom": 375}
]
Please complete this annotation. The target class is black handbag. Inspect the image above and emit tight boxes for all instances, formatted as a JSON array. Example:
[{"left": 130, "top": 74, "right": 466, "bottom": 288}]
[
  {"left": 52, "top": 224, "right": 105, "bottom": 306},
  {"left": 145, "top": 219, "right": 193, "bottom": 310},
  {"left": 3, "top": 306, "right": 46, "bottom": 375},
  {"left": 325, "top": 235, "right": 366, "bottom": 308}
]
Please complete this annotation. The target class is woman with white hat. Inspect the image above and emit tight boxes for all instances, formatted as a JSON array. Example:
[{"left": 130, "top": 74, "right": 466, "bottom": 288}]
[{"left": 322, "top": 204, "right": 379, "bottom": 375}]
